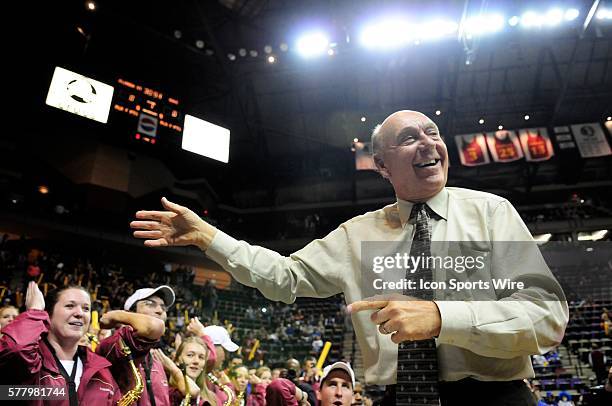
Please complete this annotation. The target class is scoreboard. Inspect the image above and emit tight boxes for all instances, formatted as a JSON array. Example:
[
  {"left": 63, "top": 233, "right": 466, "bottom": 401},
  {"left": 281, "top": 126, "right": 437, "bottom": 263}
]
[{"left": 112, "top": 78, "right": 183, "bottom": 144}]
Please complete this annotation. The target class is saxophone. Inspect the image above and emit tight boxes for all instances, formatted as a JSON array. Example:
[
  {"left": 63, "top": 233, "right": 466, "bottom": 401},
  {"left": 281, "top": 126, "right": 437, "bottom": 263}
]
[
  {"left": 235, "top": 390, "right": 245, "bottom": 406},
  {"left": 180, "top": 366, "right": 191, "bottom": 406},
  {"left": 117, "top": 338, "right": 144, "bottom": 406},
  {"left": 207, "top": 372, "right": 235, "bottom": 406}
]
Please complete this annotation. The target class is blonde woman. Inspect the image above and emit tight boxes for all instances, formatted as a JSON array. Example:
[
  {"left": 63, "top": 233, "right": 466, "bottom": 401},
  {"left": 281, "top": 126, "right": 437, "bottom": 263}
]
[{"left": 154, "top": 336, "right": 218, "bottom": 405}]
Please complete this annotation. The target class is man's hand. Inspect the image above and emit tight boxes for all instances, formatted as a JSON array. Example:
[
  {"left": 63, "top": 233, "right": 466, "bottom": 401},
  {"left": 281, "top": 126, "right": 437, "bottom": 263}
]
[
  {"left": 187, "top": 317, "right": 206, "bottom": 337},
  {"left": 25, "top": 281, "right": 45, "bottom": 311},
  {"left": 130, "top": 197, "right": 218, "bottom": 251},
  {"left": 347, "top": 294, "right": 441, "bottom": 343},
  {"left": 99, "top": 310, "right": 124, "bottom": 329}
]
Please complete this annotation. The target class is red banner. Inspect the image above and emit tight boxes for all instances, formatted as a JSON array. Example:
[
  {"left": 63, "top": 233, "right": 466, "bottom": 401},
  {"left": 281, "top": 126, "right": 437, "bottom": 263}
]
[
  {"left": 455, "top": 133, "right": 490, "bottom": 166},
  {"left": 486, "top": 130, "right": 523, "bottom": 162},
  {"left": 518, "top": 128, "right": 554, "bottom": 161}
]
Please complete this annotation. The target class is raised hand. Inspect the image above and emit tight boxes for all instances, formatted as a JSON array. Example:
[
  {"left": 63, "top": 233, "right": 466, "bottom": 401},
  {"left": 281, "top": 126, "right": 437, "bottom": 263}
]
[
  {"left": 25, "top": 281, "right": 45, "bottom": 311},
  {"left": 99, "top": 310, "right": 124, "bottom": 330},
  {"left": 152, "top": 348, "right": 181, "bottom": 375},
  {"left": 187, "top": 317, "right": 206, "bottom": 337},
  {"left": 130, "top": 197, "right": 217, "bottom": 250}
]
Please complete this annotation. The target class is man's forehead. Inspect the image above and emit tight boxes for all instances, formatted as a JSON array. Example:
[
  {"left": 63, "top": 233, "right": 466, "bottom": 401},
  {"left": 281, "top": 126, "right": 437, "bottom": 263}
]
[
  {"left": 323, "top": 369, "right": 352, "bottom": 386},
  {"left": 385, "top": 112, "right": 435, "bottom": 131},
  {"left": 379, "top": 111, "right": 437, "bottom": 142},
  {"left": 143, "top": 295, "right": 165, "bottom": 303}
]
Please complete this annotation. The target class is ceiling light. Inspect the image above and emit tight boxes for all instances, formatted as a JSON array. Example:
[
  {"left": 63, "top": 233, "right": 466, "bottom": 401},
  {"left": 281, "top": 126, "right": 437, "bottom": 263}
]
[
  {"left": 360, "top": 117, "right": 366, "bottom": 122},
  {"left": 296, "top": 31, "right": 330, "bottom": 57},
  {"left": 498, "top": 125, "right": 504, "bottom": 130},
  {"left": 267, "top": 55, "right": 276, "bottom": 64},
  {"left": 435, "top": 110, "right": 441, "bottom": 116},
  {"left": 478, "top": 118, "right": 485, "bottom": 124},
  {"left": 508, "top": 16, "right": 520, "bottom": 26},
  {"left": 564, "top": 9, "right": 580, "bottom": 21},
  {"left": 360, "top": 17, "right": 412, "bottom": 49},
  {"left": 463, "top": 14, "right": 505, "bottom": 35},
  {"left": 524, "top": 114, "right": 530, "bottom": 120}
]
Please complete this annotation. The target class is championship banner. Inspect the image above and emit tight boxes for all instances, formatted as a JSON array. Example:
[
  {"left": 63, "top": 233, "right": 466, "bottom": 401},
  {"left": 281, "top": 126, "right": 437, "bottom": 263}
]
[
  {"left": 454, "top": 133, "right": 490, "bottom": 166},
  {"left": 486, "top": 130, "right": 523, "bottom": 162},
  {"left": 571, "top": 122, "right": 612, "bottom": 158},
  {"left": 354, "top": 141, "right": 377, "bottom": 170},
  {"left": 518, "top": 128, "right": 554, "bottom": 161}
]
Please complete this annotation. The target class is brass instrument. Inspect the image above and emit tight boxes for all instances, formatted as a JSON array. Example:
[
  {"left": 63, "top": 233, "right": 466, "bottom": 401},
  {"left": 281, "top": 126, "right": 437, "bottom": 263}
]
[
  {"left": 207, "top": 372, "right": 234, "bottom": 406},
  {"left": 180, "top": 365, "right": 191, "bottom": 406},
  {"left": 117, "top": 338, "right": 144, "bottom": 406},
  {"left": 235, "top": 390, "right": 245, "bottom": 406}
]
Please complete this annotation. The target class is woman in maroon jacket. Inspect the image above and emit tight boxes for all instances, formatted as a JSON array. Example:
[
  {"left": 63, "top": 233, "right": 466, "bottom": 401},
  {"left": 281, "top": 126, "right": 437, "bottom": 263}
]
[{"left": 0, "top": 281, "right": 122, "bottom": 405}]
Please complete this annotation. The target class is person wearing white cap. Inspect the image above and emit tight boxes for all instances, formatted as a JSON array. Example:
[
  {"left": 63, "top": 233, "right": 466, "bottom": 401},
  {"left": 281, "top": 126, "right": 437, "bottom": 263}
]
[
  {"left": 317, "top": 362, "right": 356, "bottom": 406},
  {"left": 202, "top": 325, "right": 239, "bottom": 367},
  {"left": 200, "top": 325, "right": 239, "bottom": 406},
  {"left": 96, "top": 285, "right": 175, "bottom": 406}
]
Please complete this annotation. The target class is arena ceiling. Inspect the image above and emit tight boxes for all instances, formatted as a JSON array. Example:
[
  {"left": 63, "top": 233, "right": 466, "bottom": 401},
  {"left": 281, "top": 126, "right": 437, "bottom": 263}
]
[{"left": 7, "top": 0, "right": 612, "bottom": 236}]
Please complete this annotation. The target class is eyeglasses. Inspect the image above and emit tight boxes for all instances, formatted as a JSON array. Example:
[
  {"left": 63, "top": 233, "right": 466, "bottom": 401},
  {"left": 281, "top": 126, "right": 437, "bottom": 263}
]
[{"left": 139, "top": 299, "right": 167, "bottom": 312}]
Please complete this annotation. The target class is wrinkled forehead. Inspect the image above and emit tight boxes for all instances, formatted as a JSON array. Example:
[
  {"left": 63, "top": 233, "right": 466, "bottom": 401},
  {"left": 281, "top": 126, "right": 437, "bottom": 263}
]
[{"left": 380, "top": 111, "right": 438, "bottom": 144}]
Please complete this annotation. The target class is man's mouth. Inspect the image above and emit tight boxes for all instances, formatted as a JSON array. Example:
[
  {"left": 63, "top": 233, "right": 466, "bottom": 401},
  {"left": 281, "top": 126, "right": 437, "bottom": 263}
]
[
  {"left": 414, "top": 159, "right": 440, "bottom": 168},
  {"left": 333, "top": 401, "right": 343, "bottom": 406},
  {"left": 68, "top": 321, "right": 84, "bottom": 327}
]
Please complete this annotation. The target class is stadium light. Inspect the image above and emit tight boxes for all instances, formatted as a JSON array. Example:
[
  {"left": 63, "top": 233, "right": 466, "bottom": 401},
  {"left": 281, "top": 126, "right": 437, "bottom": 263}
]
[
  {"left": 418, "top": 19, "right": 458, "bottom": 41},
  {"left": 564, "top": 8, "right": 580, "bottom": 21},
  {"left": 508, "top": 16, "right": 520, "bottom": 26},
  {"left": 543, "top": 8, "right": 564, "bottom": 26},
  {"left": 463, "top": 14, "right": 505, "bottom": 35},
  {"left": 296, "top": 31, "right": 330, "bottom": 57},
  {"left": 520, "top": 11, "right": 542, "bottom": 28},
  {"left": 596, "top": 9, "right": 612, "bottom": 20},
  {"left": 360, "top": 17, "right": 412, "bottom": 49}
]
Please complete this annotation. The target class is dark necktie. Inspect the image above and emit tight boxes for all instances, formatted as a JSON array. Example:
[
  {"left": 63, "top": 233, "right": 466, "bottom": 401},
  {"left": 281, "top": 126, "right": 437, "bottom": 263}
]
[{"left": 396, "top": 203, "right": 440, "bottom": 406}]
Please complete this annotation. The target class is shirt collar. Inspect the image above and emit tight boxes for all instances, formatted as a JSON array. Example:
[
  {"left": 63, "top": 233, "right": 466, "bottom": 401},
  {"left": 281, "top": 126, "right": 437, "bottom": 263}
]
[{"left": 397, "top": 187, "right": 448, "bottom": 226}]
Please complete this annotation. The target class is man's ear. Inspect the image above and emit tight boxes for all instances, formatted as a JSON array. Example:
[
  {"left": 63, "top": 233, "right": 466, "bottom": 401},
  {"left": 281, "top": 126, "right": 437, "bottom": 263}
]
[
  {"left": 316, "top": 388, "right": 322, "bottom": 401},
  {"left": 373, "top": 154, "right": 390, "bottom": 179}
]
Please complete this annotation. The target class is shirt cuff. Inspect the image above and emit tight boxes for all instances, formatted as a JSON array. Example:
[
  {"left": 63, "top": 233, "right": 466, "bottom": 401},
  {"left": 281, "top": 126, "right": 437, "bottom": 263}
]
[
  {"left": 205, "top": 230, "right": 240, "bottom": 264},
  {"left": 434, "top": 301, "right": 473, "bottom": 347}
]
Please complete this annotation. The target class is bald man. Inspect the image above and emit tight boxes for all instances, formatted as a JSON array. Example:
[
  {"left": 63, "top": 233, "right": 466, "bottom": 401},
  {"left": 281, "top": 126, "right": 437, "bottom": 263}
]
[{"left": 131, "top": 110, "right": 568, "bottom": 405}]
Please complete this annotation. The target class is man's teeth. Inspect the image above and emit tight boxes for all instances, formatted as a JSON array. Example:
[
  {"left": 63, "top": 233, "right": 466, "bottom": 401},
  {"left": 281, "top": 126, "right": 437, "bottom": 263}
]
[
  {"left": 69, "top": 321, "right": 83, "bottom": 326},
  {"left": 415, "top": 159, "right": 439, "bottom": 168}
]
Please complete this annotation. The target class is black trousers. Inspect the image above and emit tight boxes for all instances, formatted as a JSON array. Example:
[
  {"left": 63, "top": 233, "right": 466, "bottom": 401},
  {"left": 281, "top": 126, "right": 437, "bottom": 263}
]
[{"left": 382, "top": 379, "right": 537, "bottom": 406}]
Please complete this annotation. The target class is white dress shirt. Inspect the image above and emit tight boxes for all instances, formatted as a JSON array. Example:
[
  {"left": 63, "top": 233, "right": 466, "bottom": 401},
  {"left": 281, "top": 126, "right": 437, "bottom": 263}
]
[{"left": 205, "top": 187, "right": 569, "bottom": 385}]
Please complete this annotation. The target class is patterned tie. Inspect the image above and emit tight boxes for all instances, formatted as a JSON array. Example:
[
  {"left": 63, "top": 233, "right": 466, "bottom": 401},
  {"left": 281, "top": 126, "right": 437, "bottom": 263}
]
[{"left": 396, "top": 203, "right": 441, "bottom": 406}]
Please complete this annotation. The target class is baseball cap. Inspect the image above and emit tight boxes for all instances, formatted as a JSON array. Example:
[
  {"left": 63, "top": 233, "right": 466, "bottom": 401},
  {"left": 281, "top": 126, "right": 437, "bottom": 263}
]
[
  {"left": 124, "top": 285, "right": 176, "bottom": 311},
  {"left": 321, "top": 362, "right": 355, "bottom": 388},
  {"left": 203, "top": 325, "right": 239, "bottom": 352}
]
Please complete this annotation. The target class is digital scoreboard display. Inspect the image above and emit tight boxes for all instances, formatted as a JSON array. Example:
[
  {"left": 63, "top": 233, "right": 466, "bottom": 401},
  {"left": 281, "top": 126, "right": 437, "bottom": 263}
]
[{"left": 112, "top": 78, "right": 183, "bottom": 144}]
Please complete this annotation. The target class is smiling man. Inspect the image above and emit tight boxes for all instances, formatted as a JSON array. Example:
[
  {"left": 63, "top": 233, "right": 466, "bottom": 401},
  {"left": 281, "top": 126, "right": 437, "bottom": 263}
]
[{"left": 131, "top": 110, "right": 568, "bottom": 406}]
